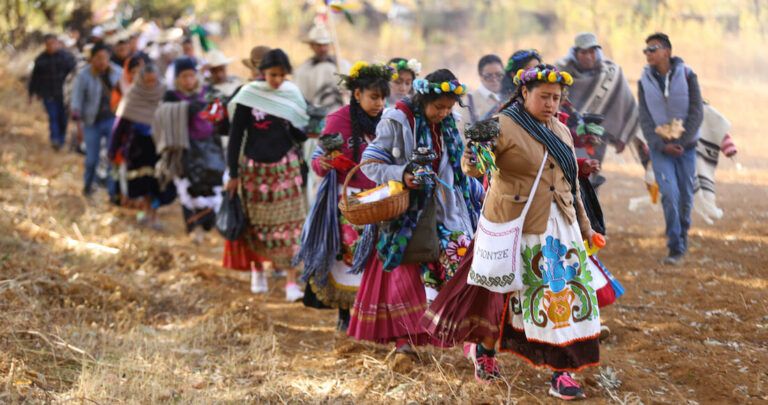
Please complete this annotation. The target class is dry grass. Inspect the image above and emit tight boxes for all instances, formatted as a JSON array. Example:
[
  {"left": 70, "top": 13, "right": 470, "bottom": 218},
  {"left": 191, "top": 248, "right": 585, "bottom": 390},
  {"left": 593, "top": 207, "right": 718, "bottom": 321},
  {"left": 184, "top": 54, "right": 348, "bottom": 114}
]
[{"left": 2, "top": 10, "right": 768, "bottom": 400}]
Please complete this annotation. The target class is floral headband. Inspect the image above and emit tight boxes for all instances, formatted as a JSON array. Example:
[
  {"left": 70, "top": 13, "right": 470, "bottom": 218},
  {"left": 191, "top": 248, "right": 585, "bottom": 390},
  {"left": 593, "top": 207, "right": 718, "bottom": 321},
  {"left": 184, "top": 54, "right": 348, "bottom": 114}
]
[
  {"left": 389, "top": 58, "right": 422, "bottom": 79},
  {"left": 347, "top": 61, "right": 397, "bottom": 81},
  {"left": 513, "top": 66, "right": 574, "bottom": 87},
  {"left": 413, "top": 78, "right": 468, "bottom": 96}
]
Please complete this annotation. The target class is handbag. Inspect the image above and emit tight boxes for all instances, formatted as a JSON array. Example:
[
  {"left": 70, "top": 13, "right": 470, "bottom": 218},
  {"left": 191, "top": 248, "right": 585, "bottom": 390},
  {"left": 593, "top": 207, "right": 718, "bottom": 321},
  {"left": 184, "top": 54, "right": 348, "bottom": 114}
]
[
  {"left": 184, "top": 137, "right": 226, "bottom": 194},
  {"left": 401, "top": 194, "right": 439, "bottom": 264},
  {"left": 467, "top": 151, "right": 549, "bottom": 293}
]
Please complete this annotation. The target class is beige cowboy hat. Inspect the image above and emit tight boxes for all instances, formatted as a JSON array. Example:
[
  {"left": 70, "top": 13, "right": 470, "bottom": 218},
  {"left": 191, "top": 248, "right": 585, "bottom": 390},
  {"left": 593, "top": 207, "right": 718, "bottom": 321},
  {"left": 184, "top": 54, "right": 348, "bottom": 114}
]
[
  {"left": 205, "top": 49, "right": 233, "bottom": 68},
  {"left": 242, "top": 45, "right": 271, "bottom": 70},
  {"left": 303, "top": 23, "right": 333, "bottom": 45}
]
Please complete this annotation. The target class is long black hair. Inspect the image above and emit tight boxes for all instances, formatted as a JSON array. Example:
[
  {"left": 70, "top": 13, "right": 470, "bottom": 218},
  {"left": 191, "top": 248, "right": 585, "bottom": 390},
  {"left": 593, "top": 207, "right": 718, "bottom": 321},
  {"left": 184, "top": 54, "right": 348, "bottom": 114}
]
[{"left": 347, "top": 70, "right": 391, "bottom": 161}]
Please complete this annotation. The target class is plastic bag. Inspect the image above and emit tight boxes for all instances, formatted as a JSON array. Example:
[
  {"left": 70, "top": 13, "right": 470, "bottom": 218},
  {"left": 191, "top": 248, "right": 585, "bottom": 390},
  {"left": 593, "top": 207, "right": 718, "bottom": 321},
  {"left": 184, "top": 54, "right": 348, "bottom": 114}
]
[{"left": 216, "top": 192, "right": 246, "bottom": 241}]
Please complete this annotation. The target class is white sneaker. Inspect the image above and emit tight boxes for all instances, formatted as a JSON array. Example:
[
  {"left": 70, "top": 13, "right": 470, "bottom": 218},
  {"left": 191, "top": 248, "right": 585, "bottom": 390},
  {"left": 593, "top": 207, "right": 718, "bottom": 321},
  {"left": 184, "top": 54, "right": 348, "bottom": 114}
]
[
  {"left": 251, "top": 270, "right": 268, "bottom": 294},
  {"left": 285, "top": 283, "right": 304, "bottom": 302}
]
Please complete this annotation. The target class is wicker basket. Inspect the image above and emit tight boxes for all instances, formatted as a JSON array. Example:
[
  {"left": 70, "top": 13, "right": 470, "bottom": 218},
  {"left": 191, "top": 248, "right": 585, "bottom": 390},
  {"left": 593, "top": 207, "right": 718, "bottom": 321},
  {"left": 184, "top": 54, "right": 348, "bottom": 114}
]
[{"left": 338, "top": 160, "right": 410, "bottom": 225}]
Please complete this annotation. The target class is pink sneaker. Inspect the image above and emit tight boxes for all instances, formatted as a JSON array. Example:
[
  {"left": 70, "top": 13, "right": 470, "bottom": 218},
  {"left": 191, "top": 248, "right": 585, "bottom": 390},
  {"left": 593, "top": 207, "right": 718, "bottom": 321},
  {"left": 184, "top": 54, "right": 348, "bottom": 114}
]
[
  {"left": 549, "top": 372, "right": 586, "bottom": 400},
  {"left": 463, "top": 343, "right": 500, "bottom": 383}
]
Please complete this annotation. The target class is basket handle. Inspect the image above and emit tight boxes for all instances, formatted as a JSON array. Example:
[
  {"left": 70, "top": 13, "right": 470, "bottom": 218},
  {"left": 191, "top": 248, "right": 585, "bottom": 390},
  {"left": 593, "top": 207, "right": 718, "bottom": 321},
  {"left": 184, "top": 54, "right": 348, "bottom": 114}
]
[{"left": 341, "top": 159, "right": 385, "bottom": 207}]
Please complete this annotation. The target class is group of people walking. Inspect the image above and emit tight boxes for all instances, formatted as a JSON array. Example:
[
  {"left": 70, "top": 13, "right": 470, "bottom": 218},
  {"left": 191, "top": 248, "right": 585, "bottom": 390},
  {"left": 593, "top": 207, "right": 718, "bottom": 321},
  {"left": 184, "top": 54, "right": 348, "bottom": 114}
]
[{"left": 29, "top": 20, "right": 706, "bottom": 400}]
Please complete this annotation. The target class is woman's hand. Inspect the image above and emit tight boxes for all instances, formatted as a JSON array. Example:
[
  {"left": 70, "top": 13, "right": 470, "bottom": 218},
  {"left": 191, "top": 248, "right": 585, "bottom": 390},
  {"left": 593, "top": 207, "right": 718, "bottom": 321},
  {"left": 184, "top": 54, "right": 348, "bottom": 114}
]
[
  {"left": 580, "top": 159, "right": 601, "bottom": 175},
  {"left": 225, "top": 177, "right": 240, "bottom": 196},
  {"left": 403, "top": 172, "right": 421, "bottom": 189},
  {"left": 317, "top": 156, "right": 333, "bottom": 171},
  {"left": 463, "top": 146, "right": 477, "bottom": 163},
  {"left": 583, "top": 229, "right": 597, "bottom": 249}
]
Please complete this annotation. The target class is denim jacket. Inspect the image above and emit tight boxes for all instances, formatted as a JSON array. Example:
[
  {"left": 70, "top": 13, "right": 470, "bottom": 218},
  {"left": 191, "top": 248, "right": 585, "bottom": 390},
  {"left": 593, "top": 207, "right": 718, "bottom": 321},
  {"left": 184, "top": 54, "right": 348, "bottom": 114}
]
[{"left": 70, "top": 63, "right": 122, "bottom": 125}]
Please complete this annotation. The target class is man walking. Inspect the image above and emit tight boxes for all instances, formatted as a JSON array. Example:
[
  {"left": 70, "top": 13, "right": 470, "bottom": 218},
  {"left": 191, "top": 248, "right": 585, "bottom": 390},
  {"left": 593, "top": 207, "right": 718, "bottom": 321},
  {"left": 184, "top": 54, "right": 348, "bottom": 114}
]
[
  {"left": 28, "top": 34, "right": 76, "bottom": 150},
  {"left": 638, "top": 32, "right": 703, "bottom": 264},
  {"left": 556, "top": 32, "right": 646, "bottom": 185},
  {"left": 70, "top": 43, "right": 123, "bottom": 197},
  {"left": 293, "top": 23, "right": 347, "bottom": 205}
]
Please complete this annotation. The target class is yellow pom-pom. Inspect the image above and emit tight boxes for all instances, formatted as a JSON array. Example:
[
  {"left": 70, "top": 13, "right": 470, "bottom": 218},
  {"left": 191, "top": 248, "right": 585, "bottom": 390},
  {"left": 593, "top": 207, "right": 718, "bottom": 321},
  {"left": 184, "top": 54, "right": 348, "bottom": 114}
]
[
  {"left": 548, "top": 71, "right": 558, "bottom": 83},
  {"left": 516, "top": 69, "right": 525, "bottom": 79},
  {"left": 537, "top": 72, "right": 543, "bottom": 80},
  {"left": 455, "top": 85, "right": 465, "bottom": 95},
  {"left": 441, "top": 82, "right": 451, "bottom": 92},
  {"left": 391, "top": 72, "right": 399, "bottom": 81},
  {"left": 561, "top": 72, "right": 573, "bottom": 86}
]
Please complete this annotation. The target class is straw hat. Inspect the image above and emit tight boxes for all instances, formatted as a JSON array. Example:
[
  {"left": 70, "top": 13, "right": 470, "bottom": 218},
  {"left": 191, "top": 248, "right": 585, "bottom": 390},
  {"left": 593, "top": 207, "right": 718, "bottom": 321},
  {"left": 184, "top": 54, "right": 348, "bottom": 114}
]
[
  {"left": 304, "top": 23, "right": 333, "bottom": 45},
  {"left": 205, "top": 49, "right": 232, "bottom": 68},
  {"left": 242, "top": 45, "right": 271, "bottom": 70}
]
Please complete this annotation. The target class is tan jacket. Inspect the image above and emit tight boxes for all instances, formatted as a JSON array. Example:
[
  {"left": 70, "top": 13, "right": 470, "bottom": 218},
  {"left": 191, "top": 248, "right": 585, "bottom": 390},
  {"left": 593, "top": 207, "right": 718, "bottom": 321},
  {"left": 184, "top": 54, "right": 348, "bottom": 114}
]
[{"left": 462, "top": 114, "right": 591, "bottom": 236}]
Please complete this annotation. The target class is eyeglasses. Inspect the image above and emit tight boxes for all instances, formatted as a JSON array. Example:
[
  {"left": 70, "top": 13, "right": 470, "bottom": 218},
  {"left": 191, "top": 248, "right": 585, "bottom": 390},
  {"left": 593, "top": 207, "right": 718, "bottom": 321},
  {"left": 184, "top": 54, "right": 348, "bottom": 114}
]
[
  {"left": 481, "top": 72, "right": 505, "bottom": 81},
  {"left": 643, "top": 45, "right": 663, "bottom": 54}
]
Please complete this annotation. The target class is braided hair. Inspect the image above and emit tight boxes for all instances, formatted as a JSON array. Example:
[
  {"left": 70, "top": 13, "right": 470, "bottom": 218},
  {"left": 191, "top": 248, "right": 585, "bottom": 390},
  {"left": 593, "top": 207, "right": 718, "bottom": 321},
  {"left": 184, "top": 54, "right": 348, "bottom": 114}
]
[{"left": 341, "top": 64, "right": 392, "bottom": 160}]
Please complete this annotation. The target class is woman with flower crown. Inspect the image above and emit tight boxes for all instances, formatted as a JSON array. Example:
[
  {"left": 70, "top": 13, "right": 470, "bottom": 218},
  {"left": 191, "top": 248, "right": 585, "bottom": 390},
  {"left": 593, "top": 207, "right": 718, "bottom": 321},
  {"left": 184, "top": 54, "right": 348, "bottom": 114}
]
[
  {"left": 346, "top": 69, "right": 484, "bottom": 365},
  {"left": 295, "top": 61, "right": 393, "bottom": 333},
  {"left": 386, "top": 57, "right": 422, "bottom": 106},
  {"left": 423, "top": 64, "right": 603, "bottom": 401}
]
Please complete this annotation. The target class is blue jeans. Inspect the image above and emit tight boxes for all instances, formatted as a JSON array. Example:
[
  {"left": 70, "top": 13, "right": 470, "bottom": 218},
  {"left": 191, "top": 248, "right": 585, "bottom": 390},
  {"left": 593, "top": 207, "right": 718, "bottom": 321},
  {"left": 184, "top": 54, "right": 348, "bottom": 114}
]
[
  {"left": 649, "top": 147, "right": 696, "bottom": 255},
  {"left": 42, "top": 98, "right": 68, "bottom": 146},
  {"left": 83, "top": 117, "right": 115, "bottom": 192}
]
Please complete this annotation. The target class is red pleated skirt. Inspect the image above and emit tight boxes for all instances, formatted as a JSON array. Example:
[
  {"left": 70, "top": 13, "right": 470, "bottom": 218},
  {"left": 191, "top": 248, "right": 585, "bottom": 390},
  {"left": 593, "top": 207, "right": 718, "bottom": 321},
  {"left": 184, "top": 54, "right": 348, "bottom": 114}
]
[{"left": 348, "top": 255, "right": 443, "bottom": 347}]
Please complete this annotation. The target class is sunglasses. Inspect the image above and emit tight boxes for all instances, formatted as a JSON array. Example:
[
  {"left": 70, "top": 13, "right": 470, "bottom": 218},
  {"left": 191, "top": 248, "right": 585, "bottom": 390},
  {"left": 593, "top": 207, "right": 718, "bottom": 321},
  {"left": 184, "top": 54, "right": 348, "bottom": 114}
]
[
  {"left": 643, "top": 45, "right": 664, "bottom": 54},
  {"left": 481, "top": 72, "right": 505, "bottom": 81}
]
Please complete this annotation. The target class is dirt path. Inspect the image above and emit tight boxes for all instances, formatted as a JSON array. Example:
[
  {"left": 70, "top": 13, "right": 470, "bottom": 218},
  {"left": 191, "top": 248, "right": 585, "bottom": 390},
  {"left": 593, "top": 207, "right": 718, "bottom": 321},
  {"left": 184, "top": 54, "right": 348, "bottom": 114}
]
[{"left": 1, "top": 72, "right": 766, "bottom": 404}]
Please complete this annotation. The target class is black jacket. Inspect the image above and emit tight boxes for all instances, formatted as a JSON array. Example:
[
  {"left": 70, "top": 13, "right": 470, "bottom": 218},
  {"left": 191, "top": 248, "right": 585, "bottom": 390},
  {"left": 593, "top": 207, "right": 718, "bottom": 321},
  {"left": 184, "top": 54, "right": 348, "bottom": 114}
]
[{"left": 28, "top": 50, "right": 76, "bottom": 101}]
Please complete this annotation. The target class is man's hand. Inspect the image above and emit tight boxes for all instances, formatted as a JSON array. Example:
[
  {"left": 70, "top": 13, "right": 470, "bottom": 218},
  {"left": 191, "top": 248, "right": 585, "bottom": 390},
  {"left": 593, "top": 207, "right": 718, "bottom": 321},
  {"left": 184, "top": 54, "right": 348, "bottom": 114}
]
[
  {"left": 663, "top": 143, "right": 684, "bottom": 157},
  {"left": 613, "top": 140, "right": 626, "bottom": 154}
]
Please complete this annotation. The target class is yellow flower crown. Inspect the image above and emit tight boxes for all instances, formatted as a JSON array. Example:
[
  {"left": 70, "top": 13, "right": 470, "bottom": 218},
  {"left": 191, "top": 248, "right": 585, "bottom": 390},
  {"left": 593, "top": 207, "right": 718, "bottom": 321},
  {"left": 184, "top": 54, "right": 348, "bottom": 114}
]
[{"left": 514, "top": 67, "right": 574, "bottom": 87}]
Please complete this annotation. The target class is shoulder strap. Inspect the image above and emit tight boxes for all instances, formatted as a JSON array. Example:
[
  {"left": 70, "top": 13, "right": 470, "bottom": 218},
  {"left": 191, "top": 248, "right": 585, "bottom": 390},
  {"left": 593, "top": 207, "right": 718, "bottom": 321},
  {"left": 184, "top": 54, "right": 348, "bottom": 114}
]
[{"left": 520, "top": 151, "right": 549, "bottom": 218}]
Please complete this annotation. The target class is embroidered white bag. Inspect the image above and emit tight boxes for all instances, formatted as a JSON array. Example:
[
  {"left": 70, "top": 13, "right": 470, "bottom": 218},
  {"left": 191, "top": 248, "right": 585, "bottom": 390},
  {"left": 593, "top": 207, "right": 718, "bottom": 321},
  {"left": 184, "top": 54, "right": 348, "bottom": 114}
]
[{"left": 467, "top": 151, "right": 548, "bottom": 293}]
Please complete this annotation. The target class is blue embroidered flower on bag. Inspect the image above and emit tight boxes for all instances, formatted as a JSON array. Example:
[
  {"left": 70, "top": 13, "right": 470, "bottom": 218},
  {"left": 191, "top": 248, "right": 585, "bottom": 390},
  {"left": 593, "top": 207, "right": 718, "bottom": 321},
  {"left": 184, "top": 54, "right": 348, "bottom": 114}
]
[{"left": 540, "top": 236, "right": 577, "bottom": 293}]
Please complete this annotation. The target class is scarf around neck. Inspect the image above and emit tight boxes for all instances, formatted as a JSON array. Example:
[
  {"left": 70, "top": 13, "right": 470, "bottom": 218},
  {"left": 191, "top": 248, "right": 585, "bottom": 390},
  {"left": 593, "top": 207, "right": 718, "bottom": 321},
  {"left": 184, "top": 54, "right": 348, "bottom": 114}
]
[
  {"left": 640, "top": 58, "right": 690, "bottom": 126},
  {"left": 228, "top": 80, "right": 309, "bottom": 129},
  {"left": 501, "top": 102, "right": 578, "bottom": 201},
  {"left": 116, "top": 71, "right": 166, "bottom": 125}
]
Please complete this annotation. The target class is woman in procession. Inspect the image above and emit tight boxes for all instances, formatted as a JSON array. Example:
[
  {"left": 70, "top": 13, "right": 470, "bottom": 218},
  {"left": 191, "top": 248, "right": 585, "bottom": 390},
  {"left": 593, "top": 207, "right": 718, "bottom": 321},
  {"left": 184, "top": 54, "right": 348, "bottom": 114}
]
[
  {"left": 386, "top": 57, "right": 421, "bottom": 106},
  {"left": 423, "top": 64, "right": 603, "bottom": 401},
  {"left": 347, "top": 69, "right": 484, "bottom": 359},
  {"left": 108, "top": 64, "right": 173, "bottom": 228},
  {"left": 161, "top": 57, "right": 225, "bottom": 244},
  {"left": 298, "top": 62, "right": 393, "bottom": 332},
  {"left": 224, "top": 49, "right": 309, "bottom": 302}
]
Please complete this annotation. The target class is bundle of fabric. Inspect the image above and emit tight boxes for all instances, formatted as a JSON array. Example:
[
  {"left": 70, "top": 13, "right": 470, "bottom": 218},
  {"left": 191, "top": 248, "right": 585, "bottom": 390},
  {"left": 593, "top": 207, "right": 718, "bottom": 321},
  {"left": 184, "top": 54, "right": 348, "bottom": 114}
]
[
  {"left": 694, "top": 103, "right": 735, "bottom": 224},
  {"left": 295, "top": 170, "right": 340, "bottom": 287},
  {"left": 152, "top": 101, "right": 189, "bottom": 188}
]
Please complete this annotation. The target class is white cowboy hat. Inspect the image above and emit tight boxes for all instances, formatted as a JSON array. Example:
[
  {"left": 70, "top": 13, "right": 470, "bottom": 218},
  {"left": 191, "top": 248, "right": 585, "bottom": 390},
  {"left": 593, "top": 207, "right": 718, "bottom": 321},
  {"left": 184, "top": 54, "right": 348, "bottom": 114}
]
[
  {"left": 204, "top": 49, "right": 233, "bottom": 68},
  {"left": 157, "top": 27, "right": 184, "bottom": 43},
  {"left": 304, "top": 23, "right": 333, "bottom": 45}
]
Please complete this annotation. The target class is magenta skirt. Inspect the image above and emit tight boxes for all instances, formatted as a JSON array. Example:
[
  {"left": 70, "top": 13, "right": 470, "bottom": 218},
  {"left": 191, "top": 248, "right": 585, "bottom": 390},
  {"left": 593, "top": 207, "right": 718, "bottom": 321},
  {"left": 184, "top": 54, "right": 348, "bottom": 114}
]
[
  {"left": 348, "top": 255, "right": 441, "bottom": 346},
  {"left": 421, "top": 240, "right": 506, "bottom": 347}
]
